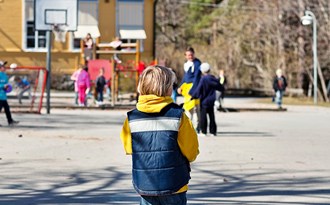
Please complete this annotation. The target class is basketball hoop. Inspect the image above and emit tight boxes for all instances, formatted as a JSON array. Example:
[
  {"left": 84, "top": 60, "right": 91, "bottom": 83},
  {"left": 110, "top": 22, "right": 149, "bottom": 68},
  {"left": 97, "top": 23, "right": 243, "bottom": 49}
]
[{"left": 52, "top": 24, "right": 69, "bottom": 43}]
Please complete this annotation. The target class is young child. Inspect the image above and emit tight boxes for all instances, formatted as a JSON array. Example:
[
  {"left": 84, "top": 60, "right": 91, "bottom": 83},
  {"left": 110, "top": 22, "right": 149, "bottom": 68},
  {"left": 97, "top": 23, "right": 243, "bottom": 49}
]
[
  {"left": 94, "top": 67, "right": 106, "bottom": 105},
  {"left": 215, "top": 69, "right": 227, "bottom": 111},
  {"left": 109, "top": 36, "right": 122, "bottom": 63},
  {"left": 70, "top": 67, "right": 82, "bottom": 105},
  {"left": 83, "top": 33, "right": 94, "bottom": 63},
  {"left": 76, "top": 65, "right": 91, "bottom": 106},
  {"left": 120, "top": 65, "right": 199, "bottom": 205},
  {"left": 14, "top": 76, "right": 31, "bottom": 104},
  {"left": 0, "top": 61, "right": 19, "bottom": 126},
  {"left": 192, "top": 63, "right": 223, "bottom": 136}
]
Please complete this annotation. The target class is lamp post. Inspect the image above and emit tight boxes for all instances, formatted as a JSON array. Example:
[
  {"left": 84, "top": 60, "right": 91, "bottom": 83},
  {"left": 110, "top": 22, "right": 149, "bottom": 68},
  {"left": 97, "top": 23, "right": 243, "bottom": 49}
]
[{"left": 301, "top": 10, "right": 318, "bottom": 104}]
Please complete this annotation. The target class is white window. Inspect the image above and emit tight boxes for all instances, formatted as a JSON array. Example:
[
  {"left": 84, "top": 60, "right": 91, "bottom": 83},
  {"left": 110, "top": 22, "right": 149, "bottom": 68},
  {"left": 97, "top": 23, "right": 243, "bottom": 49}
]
[
  {"left": 117, "top": 0, "right": 145, "bottom": 51},
  {"left": 24, "top": 0, "right": 47, "bottom": 51},
  {"left": 71, "top": 0, "right": 99, "bottom": 51}
]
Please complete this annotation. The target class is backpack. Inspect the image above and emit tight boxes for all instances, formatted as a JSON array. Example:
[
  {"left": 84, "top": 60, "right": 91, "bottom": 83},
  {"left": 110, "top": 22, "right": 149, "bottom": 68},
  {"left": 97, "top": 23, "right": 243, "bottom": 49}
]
[{"left": 277, "top": 77, "right": 285, "bottom": 90}]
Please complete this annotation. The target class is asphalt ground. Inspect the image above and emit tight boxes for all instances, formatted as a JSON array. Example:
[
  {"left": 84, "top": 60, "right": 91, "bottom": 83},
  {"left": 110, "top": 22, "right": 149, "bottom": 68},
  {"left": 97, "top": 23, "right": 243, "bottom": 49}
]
[{"left": 0, "top": 99, "right": 329, "bottom": 204}]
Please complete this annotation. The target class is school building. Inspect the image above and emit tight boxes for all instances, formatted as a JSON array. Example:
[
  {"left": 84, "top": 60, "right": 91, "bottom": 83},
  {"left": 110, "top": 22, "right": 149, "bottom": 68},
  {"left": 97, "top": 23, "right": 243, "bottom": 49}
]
[{"left": 0, "top": 0, "right": 156, "bottom": 75}]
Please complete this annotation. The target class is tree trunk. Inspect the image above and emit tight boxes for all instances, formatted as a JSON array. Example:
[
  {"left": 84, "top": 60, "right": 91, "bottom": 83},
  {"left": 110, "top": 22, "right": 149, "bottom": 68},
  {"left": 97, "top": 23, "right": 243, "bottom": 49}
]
[
  {"left": 318, "top": 61, "right": 330, "bottom": 102},
  {"left": 297, "top": 0, "right": 305, "bottom": 90}
]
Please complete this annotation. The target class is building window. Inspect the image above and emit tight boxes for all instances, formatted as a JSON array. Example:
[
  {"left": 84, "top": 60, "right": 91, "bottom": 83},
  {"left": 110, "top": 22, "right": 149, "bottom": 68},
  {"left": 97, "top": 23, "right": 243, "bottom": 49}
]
[
  {"left": 24, "top": 0, "right": 98, "bottom": 51},
  {"left": 72, "top": 0, "right": 99, "bottom": 50},
  {"left": 117, "top": 0, "right": 145, "bottom": 51},
  {"left": 117, "top": 0, "right": 144, "bottom": 32},
  {"left": 24, "top": 0, "right": 47, "bottom": 50}
]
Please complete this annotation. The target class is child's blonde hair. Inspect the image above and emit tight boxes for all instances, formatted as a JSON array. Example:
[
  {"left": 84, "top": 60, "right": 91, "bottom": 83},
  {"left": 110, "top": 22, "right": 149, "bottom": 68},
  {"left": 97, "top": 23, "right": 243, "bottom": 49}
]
[{"left": 137, "top": 65, "right": 176, "bottom": 97}]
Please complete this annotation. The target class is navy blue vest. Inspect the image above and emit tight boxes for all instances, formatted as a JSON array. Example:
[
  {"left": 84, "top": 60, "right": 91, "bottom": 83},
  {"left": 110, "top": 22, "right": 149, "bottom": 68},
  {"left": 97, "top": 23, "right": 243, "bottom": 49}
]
[{"left": 127, "top": 103, "right": 191, "bottom": 196}]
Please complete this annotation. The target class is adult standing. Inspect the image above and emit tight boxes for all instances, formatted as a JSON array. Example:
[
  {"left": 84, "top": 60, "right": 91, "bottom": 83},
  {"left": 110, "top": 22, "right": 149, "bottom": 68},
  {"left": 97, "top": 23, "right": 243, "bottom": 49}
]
[
  {"left": 0, "top": 61, "right": 19, "bottom": 126},
  {"left": 273, "top": 69, "right": 287, "bottom": 109},
  {"left": 177, "top": 47, "right": 202, "bottom": 132}
]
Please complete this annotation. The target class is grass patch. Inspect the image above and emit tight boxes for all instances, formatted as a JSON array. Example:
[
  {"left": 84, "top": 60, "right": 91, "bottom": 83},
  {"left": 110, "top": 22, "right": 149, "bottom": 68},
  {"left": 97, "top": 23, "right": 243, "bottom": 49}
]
[{"left": 257, "top": 96, "right": 330, "bottom": 107}]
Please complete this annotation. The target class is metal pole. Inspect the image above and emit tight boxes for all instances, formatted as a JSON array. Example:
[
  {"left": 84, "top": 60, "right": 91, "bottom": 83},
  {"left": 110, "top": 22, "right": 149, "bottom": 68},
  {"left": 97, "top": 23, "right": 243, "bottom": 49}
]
[
  {"left": 306, "top": 10, "right": 318, "bottom": 104},
  {"left": 46, "top": 30, "right": 52, "bottom": 114}
]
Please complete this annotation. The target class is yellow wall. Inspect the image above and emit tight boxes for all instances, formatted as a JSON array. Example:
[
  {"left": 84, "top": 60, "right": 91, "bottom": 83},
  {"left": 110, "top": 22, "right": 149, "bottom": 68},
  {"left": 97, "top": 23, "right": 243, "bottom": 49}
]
[
  {"left": 98, "top": 0, "right": 116, "bottom": 43},
  {"left": 143, "top": 0, "right": 155, "bottom": 62},
  {"left": 0, "top": 0, "right": 23, "bottom": 52},
  {"left": 0, "top": 0, "right": 155, "bottom": 75}
]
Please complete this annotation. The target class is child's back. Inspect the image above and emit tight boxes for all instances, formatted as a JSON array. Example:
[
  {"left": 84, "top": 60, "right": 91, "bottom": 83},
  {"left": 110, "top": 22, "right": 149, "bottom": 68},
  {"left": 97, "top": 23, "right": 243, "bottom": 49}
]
[
  {"left": 192, "top": 63, "right": 223, "bottom": 136},
  {"left": 120, "top": 65, "right": 199, "bottom": 204},
  {"left": 193, "top": 73, "right": 223, "bottom": 108}
]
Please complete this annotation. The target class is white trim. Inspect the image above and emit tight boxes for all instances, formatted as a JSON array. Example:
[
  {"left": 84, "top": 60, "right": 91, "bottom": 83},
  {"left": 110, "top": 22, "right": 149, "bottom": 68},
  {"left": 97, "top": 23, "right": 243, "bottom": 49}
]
[
  {"left": 119, "top": 29, "right": 146, "bottom": 39},
  {"left": 22, "top": 0, "right": 48, "bottom": 52},
  {"left": 129, "top": 117, "right": 181, "bottom": 133},
  {"left": 74, "top": 25, "right": 100, "bottom": 38}
]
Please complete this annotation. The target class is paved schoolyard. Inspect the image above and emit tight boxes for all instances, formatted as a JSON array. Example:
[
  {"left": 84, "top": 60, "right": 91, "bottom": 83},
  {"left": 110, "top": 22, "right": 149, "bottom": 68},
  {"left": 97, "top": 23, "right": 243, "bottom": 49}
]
[{"left": 0, "top": 99, "right": 330, "bottom": 204}]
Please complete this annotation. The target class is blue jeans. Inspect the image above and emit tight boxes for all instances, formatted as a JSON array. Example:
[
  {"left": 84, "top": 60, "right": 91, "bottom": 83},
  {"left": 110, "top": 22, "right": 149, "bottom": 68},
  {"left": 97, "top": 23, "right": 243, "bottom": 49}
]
[
  {"left": 140, "top": 192, "right": 187, "bottom": 205},
  {"left": 97, "top": 90, "right": 103, "bottom": 102},
  {"left": 275, "top": 90, "right": 284, "bottom": 108}
]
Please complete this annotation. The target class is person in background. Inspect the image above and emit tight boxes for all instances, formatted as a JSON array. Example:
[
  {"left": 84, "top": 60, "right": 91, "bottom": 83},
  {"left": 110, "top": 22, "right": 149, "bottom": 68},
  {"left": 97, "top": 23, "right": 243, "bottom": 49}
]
[
  {"left": 77, "top": 65, "right": 91, "bottom": 106},
  {"left": 14, "top": 76, "right": 31, "bottom": 104},
  {"left": 70, "top": 66, "right": 82, "bottom": 105},
  {"left": 0, "top": 61, "right": 19, "bottom": 126},
  {"left": 95, "top": 67, "right": 106, "bottom": 105},
  {"left": 273, "top": 68, "right": 287, "bottom": 109},
  {"left": 120, "top": 65, "right": 199, "bottom": 205},
  {"left": 215, "top": 69, "right": 227, "bottom": 111},
  {"left": 192, "top": 63, "right": 223, "bottom": 137},
  {"left": 177, "top": 47, "right": 202, "bottom": 133},
  {"left": 109, "top": 36, "right": 122, "bottom": 63},
  {"left": 83, "top": 33, "right": 94, "bottom": 64}
]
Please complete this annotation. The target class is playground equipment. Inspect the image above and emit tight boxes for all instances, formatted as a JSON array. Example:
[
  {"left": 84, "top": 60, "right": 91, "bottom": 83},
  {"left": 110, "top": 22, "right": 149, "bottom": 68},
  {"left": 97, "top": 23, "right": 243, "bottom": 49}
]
[
  {"left": 5, "top": 66, "right": 48, "bottom": 114},
  {"left": 83, "top": 41, "right": 143, "bottom": 106}
]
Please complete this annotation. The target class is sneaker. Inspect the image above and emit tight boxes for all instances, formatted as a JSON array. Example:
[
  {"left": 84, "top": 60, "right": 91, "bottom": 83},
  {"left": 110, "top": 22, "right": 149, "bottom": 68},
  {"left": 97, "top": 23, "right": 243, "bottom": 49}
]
[
  {"left": 9, "top": 120, "right": 19, "bottom": 126},
  {"left": 198, "top": 133, "right": 207, "bottom": 137}
]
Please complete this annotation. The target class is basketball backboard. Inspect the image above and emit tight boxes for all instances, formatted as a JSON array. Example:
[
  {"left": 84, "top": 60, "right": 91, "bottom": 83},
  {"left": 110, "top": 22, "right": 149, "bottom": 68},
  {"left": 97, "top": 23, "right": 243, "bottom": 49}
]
[{"left": 35, "top": 0, "right": 78, "bottom": 31}]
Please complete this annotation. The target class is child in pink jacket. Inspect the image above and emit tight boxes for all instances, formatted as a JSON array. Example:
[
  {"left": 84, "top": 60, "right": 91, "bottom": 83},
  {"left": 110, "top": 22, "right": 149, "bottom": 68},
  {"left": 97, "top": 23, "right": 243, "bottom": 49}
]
[{"left": 76, "top": 65, "right": 91, "bottom": 106}]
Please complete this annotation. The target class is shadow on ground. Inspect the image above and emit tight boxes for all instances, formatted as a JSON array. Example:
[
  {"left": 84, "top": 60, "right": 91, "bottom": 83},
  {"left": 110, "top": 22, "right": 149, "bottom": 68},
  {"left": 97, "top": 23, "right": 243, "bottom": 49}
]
[{"left": 1, "top": 161, "right": 329, "bottom": 204}]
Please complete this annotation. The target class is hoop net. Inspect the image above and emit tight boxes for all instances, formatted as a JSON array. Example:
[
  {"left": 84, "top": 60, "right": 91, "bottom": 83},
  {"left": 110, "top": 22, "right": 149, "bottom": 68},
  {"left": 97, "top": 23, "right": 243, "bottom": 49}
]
[
  {"left": 52, "top": 24, "right": 69, "bottom": 42},
  {"left": 6, "top": 66, "right": 47, "bottom": 114}
]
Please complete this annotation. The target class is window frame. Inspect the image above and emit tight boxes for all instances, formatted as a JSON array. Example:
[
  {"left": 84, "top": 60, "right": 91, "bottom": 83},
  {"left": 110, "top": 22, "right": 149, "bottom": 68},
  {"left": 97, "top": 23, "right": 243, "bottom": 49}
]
[
  {"left": 116, "top": 0, "right": 145, "bottom": 52},
  {"left": 23, "top": 0, "right": 47, "bottom": 52},
  {"left": 70, "top": 0, "right": 99, "bottom": 52}
]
